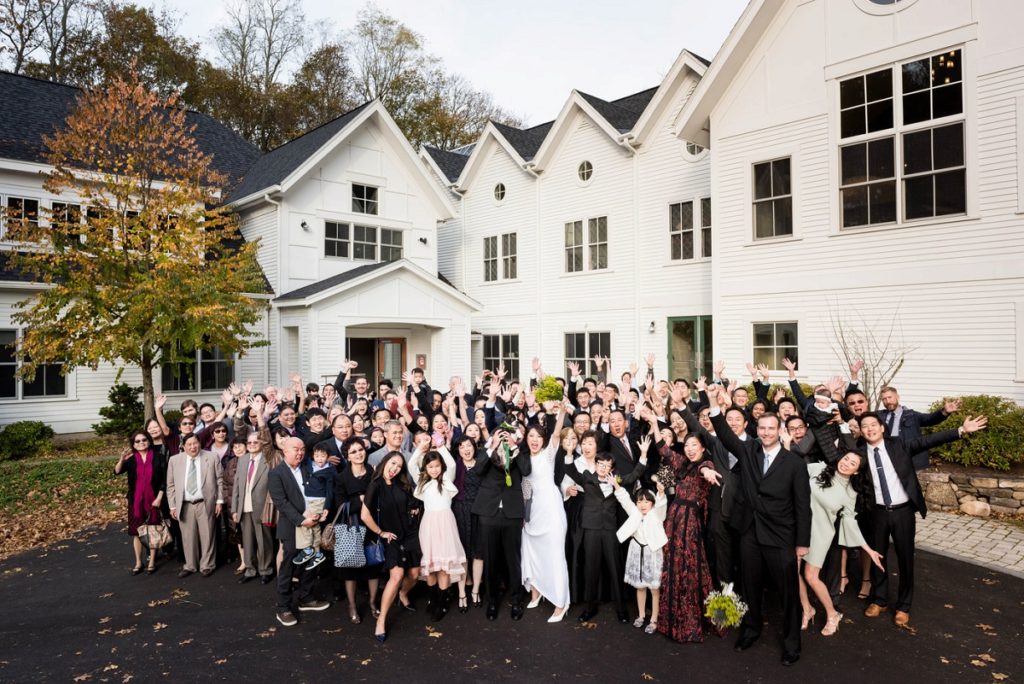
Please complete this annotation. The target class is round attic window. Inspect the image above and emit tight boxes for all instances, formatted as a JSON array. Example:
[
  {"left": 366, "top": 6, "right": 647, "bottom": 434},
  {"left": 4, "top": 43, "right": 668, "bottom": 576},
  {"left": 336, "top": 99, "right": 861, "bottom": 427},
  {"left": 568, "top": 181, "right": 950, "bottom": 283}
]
[
  {"left": 577, "top": 160, "right": 593, "bottom": 182},
  {"left": 494, "top": 183, "right": 506, "bottom": 201}
]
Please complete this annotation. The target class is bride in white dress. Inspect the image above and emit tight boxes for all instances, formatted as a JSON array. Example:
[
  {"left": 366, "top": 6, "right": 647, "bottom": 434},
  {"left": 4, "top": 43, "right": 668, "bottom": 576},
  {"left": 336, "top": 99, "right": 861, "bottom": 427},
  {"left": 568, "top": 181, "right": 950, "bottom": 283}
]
[{"left": 521, "top": 400, "right": 571, "bottom": 622}]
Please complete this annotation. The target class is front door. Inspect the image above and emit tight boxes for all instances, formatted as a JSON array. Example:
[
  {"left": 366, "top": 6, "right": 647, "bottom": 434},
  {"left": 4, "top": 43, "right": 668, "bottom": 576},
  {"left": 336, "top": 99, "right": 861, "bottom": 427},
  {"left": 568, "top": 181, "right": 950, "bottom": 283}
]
[
  {"left": 377, "top": 338, "right": 406, "bottom": 389},
  {"left": 667, "top": 316, "right": 713, "bottom": 381}
]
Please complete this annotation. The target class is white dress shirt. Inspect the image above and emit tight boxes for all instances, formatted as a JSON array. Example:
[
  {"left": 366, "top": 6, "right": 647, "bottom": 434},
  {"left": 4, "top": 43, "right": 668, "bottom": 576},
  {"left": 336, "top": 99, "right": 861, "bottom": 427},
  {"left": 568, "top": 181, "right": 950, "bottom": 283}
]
[{"left": 868, "top": 441, "right": 910, "bottom": 506}]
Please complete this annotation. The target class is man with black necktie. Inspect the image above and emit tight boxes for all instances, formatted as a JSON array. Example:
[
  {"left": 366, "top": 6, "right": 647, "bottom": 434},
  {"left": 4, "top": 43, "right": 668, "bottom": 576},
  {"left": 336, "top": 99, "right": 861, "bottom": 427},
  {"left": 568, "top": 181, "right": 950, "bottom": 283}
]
[
  {"left": 857, "top": 411, "right": 986, "bottom": 627},
  {"left": 878, "top": 387, "right": 962, "bottom": 470},
  {"left": 707, "top": 383, "right": 810, "bottom": 667}
]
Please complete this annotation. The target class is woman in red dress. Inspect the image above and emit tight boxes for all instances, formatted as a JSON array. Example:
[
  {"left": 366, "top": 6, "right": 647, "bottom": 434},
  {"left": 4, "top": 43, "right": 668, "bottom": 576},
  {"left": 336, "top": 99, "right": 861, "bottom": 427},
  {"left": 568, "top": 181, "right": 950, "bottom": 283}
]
[{"left": 657, "top": 432, "right": 719, "bottom": 642}]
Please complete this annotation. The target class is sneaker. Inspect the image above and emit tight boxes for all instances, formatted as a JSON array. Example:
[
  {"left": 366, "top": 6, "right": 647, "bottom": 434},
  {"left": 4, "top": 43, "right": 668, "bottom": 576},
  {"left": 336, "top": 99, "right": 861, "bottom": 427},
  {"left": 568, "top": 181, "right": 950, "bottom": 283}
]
[
  {"left": 297, "top": 599, "right": 330, "bottom": 612},
  {"left": 307, "top": 551, "right": 326, "bottom": 569},
  {"left": 292, "top": 548, "right": 315, "bottom": 565},
  {"left": 276, "top": 610, "right": 298, "bottom": 627}
]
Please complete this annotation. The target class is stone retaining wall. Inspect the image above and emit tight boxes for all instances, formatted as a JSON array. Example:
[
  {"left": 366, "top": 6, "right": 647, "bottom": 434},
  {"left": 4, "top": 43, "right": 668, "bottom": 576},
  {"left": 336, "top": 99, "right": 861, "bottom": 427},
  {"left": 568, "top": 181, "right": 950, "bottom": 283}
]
[{"left": 920, "top": 471, "right": 1024, "bottom": 517}]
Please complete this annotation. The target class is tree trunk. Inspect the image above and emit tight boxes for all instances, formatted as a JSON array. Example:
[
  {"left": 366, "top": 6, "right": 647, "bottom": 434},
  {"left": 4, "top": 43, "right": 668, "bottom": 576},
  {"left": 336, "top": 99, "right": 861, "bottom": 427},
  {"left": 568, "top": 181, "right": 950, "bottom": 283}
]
[{"left": 141, "top": 348, "right": 156, "bottom": 422}]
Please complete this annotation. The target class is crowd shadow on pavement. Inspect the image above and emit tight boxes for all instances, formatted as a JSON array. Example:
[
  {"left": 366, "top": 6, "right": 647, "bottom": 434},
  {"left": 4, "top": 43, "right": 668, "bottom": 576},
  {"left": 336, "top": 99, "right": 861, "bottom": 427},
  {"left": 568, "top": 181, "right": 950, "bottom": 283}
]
[{"left": 0, "top": 525, "right": 1021, "bottom": 683}]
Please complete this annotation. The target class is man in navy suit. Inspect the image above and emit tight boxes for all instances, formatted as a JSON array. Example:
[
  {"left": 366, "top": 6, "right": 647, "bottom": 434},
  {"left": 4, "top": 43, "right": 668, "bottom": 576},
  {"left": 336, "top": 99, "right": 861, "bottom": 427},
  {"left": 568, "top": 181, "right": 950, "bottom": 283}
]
[
  {"left": 268, "top": 437, "right": 329, "bottom": 626},
  {"left": 858, "top": 411, "right": 986, "bottom": 627},
  {"left": 878, "top": 386, "right": 961, "bottom": 470}
]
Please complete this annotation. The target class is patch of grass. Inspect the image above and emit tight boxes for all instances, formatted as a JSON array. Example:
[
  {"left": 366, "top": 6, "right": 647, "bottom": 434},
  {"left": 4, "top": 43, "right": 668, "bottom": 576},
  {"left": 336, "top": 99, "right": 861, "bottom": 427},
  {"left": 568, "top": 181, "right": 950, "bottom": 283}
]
[{"left": 0, "top": 457, "right": 121, "bottom": 514}]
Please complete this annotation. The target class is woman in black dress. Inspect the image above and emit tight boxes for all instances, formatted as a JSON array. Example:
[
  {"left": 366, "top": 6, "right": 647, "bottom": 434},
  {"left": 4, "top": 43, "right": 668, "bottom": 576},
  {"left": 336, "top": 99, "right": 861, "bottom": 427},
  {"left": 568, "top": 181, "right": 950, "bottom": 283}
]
[
  {"left": 334, "top": 437, "right": 381, "bottom": 624},
  {"left": 114, "top": 431, "right": 166, "bottom": 575},
  {"left": 452, "top": 435, "right": 484, "bottom": 610},
  {"left": 361, "top": 451, "right": 422, "bottom": 642}
]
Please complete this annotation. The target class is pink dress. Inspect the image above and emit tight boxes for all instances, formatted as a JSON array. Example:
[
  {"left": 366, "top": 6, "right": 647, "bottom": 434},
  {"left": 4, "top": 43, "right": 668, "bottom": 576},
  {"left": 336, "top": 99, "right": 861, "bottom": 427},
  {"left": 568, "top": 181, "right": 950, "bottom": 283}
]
[{"left": 410, "top": 449, "right": 467, "bottom": 581}]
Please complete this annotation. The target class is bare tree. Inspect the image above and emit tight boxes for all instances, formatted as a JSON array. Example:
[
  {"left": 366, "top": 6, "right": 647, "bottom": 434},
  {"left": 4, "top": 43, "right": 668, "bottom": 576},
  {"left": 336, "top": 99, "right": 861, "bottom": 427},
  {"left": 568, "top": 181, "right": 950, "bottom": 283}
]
[
  {"left": 252, "top": 0, "right": 304, "bottom": 92},
  {"left": 0, "top": 0, "right": 47, "bottom": 73},
  {"left": 828, "top": 303, "right": 918, "bottom": 409},
  {"left": 33, "top": 0, "right": 97, "bottom": 82},
  {"left": 214, "top": 0, "right": 259, "bottom": 85}
]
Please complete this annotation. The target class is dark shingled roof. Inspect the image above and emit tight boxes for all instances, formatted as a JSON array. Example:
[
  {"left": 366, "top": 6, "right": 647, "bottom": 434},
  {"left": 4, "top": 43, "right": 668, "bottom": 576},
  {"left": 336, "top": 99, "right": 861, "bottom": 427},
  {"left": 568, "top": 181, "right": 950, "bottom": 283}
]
[
  {"left": 225, "top": 101, "right": 374, "bottom": 204},
  {"left": 275, "top": 261, "right": 389, "bottom": 301},
  {"left": 578, "top": 90, "right": 655, "bottom": 133},
  {"left": 423, "top": 145, "right": 470, "bottom": 183},
  {"left": 689, "top": 50, "right": 712, "bottom": 67},
  {"left": 0, "top": 71, "right": 260, "bottom": 185},
  {"left": 491, "top": 121, "right": 553, "bottom": 161}
]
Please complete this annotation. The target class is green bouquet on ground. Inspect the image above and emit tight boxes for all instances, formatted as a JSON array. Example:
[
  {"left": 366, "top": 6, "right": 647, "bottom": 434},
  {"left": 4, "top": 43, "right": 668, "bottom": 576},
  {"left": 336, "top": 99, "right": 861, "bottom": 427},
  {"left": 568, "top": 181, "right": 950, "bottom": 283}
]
[
  {"left": 533, "top": 375, "right": 564, "bottom": 404},
  {"left": 704, "top": 583, "right": 748, "bottom": 630}
]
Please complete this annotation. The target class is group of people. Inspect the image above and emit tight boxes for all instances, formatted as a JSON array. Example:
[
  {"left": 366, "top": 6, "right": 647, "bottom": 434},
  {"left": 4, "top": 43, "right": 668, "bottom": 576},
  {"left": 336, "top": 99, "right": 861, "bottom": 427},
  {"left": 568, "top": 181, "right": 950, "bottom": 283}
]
[{"left": 114, "top": 355, "right": 989, "bottom": 665}]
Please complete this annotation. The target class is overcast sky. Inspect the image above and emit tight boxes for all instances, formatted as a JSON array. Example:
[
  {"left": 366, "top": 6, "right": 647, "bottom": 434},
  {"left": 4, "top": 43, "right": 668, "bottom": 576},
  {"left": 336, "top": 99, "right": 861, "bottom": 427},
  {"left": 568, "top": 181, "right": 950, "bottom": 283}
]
[{"left": 157, "top": 0, "right": 749, "bottom": 126}]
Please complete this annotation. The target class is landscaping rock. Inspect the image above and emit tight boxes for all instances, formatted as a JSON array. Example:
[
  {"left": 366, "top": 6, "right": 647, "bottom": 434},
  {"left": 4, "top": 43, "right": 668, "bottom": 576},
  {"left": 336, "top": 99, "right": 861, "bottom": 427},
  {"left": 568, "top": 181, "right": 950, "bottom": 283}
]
[
  {"left": 960, "top": 500, "right": 991, "bottom": 517},
  {"left": 990, "top": 504, "right": 1021, "bottom": 516},
  {"left": 988, "top": 497, "right": 1020, "bottom": 510},
  {"left": 919, "top": 472, "right": 949, "bottom": 483},
  {"left": 972, "top": 478, "right": 999, "bottom": 489},
  {"left": 1013, "top": 491, "right": 1024, "bottom": 500},
  {"left": 958, "top": 494, "right": 977, "bottom": 503},
  {"left": 924, "top": 482, "right": 958, "bottom": 508},
  {"left": 999, "top": 478, "right": 1024, "bottom": 488},
  {"left": 949, "top": 475, "right": 972, "bottom": 485}
]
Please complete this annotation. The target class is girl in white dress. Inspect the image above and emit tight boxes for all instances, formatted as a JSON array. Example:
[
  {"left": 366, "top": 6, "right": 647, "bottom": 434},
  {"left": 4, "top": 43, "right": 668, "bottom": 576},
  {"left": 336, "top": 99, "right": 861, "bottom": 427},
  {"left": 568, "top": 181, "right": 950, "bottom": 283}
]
[
  {"left": 409, "top": 442, "right": 467, "bottom": 621},
  {"left": 521, "top": 400, "right": 571, "bottom": 623}
]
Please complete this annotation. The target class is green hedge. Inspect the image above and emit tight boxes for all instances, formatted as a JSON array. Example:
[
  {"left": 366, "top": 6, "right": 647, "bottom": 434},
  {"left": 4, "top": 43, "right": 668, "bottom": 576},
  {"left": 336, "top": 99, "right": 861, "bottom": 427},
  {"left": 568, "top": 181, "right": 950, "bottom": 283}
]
[
  {"left": 925, "top": 395, "right": 1024, "bottom": 471},
  {"left": 0, "top": 421, "right": 56, "bottom": 462}
]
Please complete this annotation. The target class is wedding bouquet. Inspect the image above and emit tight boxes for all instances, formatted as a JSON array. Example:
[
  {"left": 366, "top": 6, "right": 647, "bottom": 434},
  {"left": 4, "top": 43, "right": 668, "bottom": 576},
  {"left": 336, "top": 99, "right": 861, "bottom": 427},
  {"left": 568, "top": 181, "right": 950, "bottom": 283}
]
[
  {"left": 704, "top": 583, "right": 748, "bottom": 630},
  {"left": 498, "top": 420, "right": 518, "bottom": 487},
  {"left": 533, "top": 375, "right": 564, "bottom": 403}
]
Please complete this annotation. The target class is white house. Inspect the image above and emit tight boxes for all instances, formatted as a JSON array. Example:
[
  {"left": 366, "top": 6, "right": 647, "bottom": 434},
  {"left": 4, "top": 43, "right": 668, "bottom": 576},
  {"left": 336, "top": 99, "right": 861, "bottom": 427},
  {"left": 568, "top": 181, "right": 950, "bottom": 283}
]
[{"left": 3, "top": 0, "right": 1024, "bottom": 434}]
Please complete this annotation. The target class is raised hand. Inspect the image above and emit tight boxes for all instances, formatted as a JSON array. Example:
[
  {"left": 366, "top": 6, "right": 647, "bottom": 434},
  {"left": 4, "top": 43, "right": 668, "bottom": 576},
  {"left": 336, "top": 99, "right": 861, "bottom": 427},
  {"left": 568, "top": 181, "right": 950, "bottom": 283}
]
[
  {"left": 781, "top": 356, "right": 797, "bottom": 379},
  {"left": 756, "top": 363, "right": 770, "bottom": 382},
  {"left": 745, "top": 361, "right": 756, "bottom": 377},
  {"left": 713, "top": 360, "right": 725, "bottom": 378},
  {"left": 945, "top": 398, "right": 962, "bottom": 414},
  {"left": 266, "top": 397, "right": 279, "bottom": 415},
  {"left": 638, "top": 434, "right": 652, "bottom": 455},
  {"left": 593, "top": 355, "right": 604, "bottom": 370},
  {"left": 155, "top": 394, "right": 167, "bottom": 411},
  {"left": 629, "top": 361, "right": 639, "bottom": 377},
  {"left": 773, "top": 388, "right": 787, "bottom": 404},
  {"left": 228, "top": 381, "right": 241, "bottom": 397},
  {"left": 695, "top": 376, "right": 707, "bottom": 393},
  {"left": 726, "top": 379, "right": 738, "bottom": 395},
  {"left": 961, "top": 415, "right": 988, "bottom": 434},
  {"left": 496, "top": 362, "right": 508, "bottom": 380},
  {"left": 850, "top": 359, "right": 865, "bottom": 379},
  {"left": 780, "top": 430, "right": 793, "bottom": 450},
  {"left": 283, "top": 388, "right": 295, "bottom": 403},
  {"left": 567, "top": 360, "right": 581, "bottom": 378},
  {"left": 701, "top": 467, "right": 722, "bottom": 486},
  {"left": 242, "top": 380, "right": 254, "bottom": 396},
  {"left": 644, "top": 352, "right": 655, "bottom": 368},
  {"left": 237, "top": 395, "right": 250, "bottom": 413},
  {"left": 531, "top": 357, "right": 541, "bottom": 373},
  {"left": 221, "top": 388, "right": 233, "bottom": 406},
  {"left": 344, "top": 359, "right": 358, "bottom": 372}
]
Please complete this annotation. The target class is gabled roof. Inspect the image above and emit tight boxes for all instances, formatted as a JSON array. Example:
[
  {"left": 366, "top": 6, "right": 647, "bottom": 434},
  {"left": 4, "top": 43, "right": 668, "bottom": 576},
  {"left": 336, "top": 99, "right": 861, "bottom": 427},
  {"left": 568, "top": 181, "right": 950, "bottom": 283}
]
[
  {"left": 0, "top": 70, "right": 260, "bottom": 184},
  {"left": 491, "top": 121, "right": 553, "bottom": 162},
  {"left": 224, "top": 101, "right": 374, "bottom": 204},
  {"left": 674, "top": 0, "right": 784, "bottom": 148},
  {"left": 577, "top": 88, "right": 657, "bottom": 133},
  {"left": 275, "top": 258, "right": 481, "bottom": 311},
  {"left": 422, "top": 145, "right": 471, "bottom": 183},
  {"left": 630, "top": 49, "right": 711, "bottom": 145}
]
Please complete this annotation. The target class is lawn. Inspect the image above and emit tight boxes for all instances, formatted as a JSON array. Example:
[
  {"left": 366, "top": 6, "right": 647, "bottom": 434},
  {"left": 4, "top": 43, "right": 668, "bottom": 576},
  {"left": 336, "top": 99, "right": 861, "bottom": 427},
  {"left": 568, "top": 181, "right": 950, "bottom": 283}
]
[{"left": 0, "top": 435, "right": 126, "bottom": 559}]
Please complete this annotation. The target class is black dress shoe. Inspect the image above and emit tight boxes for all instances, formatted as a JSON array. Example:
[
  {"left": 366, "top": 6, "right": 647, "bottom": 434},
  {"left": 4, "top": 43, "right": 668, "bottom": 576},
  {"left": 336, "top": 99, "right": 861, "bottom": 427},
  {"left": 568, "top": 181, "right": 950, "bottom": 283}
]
[
  {"left": 734, "top": 635, "right": 757, "bottom": 652},
  {"left": 617, "top": 611, "right": 629, "bottom": 624},
  {"left": 781, "top": 652, "right": 800, "bottom": 666},
  {"left": 577, "top": 609, "right": 596, "bottom": 623},
  {"left": 178, "top": 569, "right": 194, "bottom": 578},
  {"left": 238, "top": 574, "right": 255, "bottom": 584},
  {"left": 510, "top": 604, "right": 524, "bottom": 621},
  {"left": 260, "top": 575, "right": 273, "bottom": 585},
  {"left": 200, "top": 569, "right": 213, "bottom": 577},
  {"left": 486, "top": 603, "right": 498, "bottom": 621}
]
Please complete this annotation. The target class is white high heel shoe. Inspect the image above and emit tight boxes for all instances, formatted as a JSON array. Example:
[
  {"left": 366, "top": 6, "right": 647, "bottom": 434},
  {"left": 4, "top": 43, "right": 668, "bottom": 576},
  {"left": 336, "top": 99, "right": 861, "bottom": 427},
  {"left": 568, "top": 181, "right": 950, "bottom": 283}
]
[
  {"left": 527, "top": 596, "right": 542, "bottom": 609},
  {"left": 548, "top": 607, "right": 567, "bottom": 623}
]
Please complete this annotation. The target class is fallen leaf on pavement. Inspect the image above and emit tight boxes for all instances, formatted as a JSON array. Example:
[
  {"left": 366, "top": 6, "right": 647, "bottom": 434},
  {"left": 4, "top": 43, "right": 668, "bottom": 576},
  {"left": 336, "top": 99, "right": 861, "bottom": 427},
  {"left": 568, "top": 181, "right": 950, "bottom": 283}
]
[
  {"left": 98, "top": 593, "right": 113, "bottom": 599},
  {"left": 178, "top": 639, "right": 192, "bottom": 646},
  {"left": 992, "top": 674, "right": 1009, "bottom": 681},
  {"left": 153, "top": 623, "right": 167, "bottom": 631}
]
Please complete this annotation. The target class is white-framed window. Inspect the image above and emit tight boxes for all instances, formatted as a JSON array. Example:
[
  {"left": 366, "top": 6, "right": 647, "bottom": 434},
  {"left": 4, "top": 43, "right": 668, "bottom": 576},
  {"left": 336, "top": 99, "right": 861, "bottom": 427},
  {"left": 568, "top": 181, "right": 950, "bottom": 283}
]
[
  {"left": 161, "top": 344, "right": 232, "bottom": 392},
  {"left": 565, "top": 331, "right": 610, "bottom": 380},
  {"left": 352, "top": 184, "right": 378, "bottom": 215},
  {"left": 483, "top": 232, "right": 516, "bottom": 282},
  {"left": 380, "top": 229, "right": 403, "bottom": 262},
  {"left": 353, "top": 225, "right": 378, "bottom": 261},
  {"left": 752, "top": 322, "right": 798, "bottom": 370},
  {"left": 682, "top": 141, "right": 708, "bottom": 161},
  {"left": 324, "top": 221, "right": 350, "bottom": 258},
  {"left": 753, "top": 158, "right": 793, "bottom": 239},
  {"left": 839, "top": 48, "right": 965, "bottom": 228},
  {"left": 578, "top": 161, "right": 593, "bottom": 182},
  {"left": 669, "top": 198, "right": 712, "bottom": 260},
  {"left": 565, "top": 217, "right": 607, "bottom": 273},
  {"left": 483, "top": 236, "right": 498, "bottom": 282},
  {"left": 0, "top": 329, "right": 66, "bottom": 399},
  {"left": 494, "top": 183, "right": 506, "bottom": 201},
  {"left": 2, "top": 196, "right": 40, "bottom": 239},
  {"left": 701, "top": 197, "right": 712, "bottom": 257},
  {"left": 483, "top": 334, "right": 519, "bottom": 380},
  {"left": 49, "top": 202, "right": 84, "bottom": 248}
]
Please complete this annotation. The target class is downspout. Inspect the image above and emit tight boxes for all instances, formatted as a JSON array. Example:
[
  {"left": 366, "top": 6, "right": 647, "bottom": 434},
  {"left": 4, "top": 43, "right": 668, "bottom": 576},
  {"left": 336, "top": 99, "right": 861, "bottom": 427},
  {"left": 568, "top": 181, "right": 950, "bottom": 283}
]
[
  {"left": 263, "top": 193, "right": 281, "bottom": 386},
  {"left": 617, "top": 134, "right": 643, "bottom": 369},
  {"left": 523, "top": 162, "right": 541, "bottom": 360}
]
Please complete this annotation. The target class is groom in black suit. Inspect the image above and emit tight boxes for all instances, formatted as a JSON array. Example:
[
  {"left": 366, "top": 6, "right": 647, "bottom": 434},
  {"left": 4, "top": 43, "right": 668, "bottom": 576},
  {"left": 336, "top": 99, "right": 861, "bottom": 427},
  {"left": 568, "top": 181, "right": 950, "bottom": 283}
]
[
  {"left": 472, "top": 428, "right": 532, "bottom": 621},
  {"left": 707, "top": 384, "right": 810, "bottom": 667}
]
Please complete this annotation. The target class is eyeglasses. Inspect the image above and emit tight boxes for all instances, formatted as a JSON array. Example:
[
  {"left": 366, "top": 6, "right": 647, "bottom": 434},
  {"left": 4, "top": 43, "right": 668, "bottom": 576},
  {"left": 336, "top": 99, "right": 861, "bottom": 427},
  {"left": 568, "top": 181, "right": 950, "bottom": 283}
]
[
  {"left": 213, "top": 429, "right": 227, "bottom": 434},
  {"left": 133, "top": 438, "right": 149, "bottom": 444},
  {"left": 180, "top": 422, "right": 195, "bottom": 427}
]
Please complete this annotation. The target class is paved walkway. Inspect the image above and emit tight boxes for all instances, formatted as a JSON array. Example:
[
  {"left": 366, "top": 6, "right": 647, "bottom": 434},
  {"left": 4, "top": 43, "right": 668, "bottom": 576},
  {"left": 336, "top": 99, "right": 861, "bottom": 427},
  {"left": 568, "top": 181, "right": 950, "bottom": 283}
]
[{"left": 916, "top": 511, "right": 1024, "bottom": 579}]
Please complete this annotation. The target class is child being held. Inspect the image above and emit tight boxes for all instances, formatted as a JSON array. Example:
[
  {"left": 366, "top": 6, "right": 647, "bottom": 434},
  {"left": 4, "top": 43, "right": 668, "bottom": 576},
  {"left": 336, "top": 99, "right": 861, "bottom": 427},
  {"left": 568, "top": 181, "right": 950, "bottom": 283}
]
[
  {"left": 613, "top": 480, "right": 668, "bottom": 634},
  {"left": 293, "top": 445, "right": 336, "bottom": 568}
]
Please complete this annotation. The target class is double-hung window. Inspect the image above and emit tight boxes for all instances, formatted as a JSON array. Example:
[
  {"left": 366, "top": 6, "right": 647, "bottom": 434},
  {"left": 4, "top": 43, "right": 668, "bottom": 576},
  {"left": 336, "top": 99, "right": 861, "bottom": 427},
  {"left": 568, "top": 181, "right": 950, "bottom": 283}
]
[
  {"left": 669, "top": 198, "right": 712, "bottom": 260},
  {"left": 753, "top": 159, "right": 792, "bottom": 239},
  {"left": 3, "top": 196, "right": 40, "bottom": 240},
  {"left": 483, "top": 233, "right": 517, "bottom": 282},
  {"left": 565, "top": 217, "right": 608, "bottom": 273},
  {"left": 352, "top": 184, "right": 378, "bottom": 215},
  {"left": 0, "top": 329, "right": 66, "bottom": 399},
  {"left": 482, "top": 334, "right": 519, "bottom": 380},
  {"left": 325, "top": 221, "right": 402, "bottom": 262},
  {"left": 839, "top": 48, "right": 965, "bottom": 228},
  {"left": 161, "top": 343, "right": 232, "bottom": 392},
  {"left": 564, "top": 332, "right": 611, "bottom": 380}
]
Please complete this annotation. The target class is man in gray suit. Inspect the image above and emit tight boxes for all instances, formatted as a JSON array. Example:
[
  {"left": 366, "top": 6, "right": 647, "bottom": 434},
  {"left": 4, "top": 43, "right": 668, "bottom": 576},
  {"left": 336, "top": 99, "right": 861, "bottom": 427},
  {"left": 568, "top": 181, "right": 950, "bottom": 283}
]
[
  {"left": 268, "top": 437, "right": 329, "bottom": 626},
  {"left": 232, "top": 429, "right": 274, "bottom": 584},
  {"left": 166, "top": 433, "right": 223, "bottom": 577}
]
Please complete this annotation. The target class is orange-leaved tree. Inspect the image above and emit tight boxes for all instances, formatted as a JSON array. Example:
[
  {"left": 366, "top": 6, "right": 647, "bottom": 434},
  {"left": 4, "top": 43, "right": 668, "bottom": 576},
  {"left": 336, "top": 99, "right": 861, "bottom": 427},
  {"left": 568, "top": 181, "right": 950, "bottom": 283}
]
[{"left": 7, "top": 70, "right": 267, "bottom": 419}]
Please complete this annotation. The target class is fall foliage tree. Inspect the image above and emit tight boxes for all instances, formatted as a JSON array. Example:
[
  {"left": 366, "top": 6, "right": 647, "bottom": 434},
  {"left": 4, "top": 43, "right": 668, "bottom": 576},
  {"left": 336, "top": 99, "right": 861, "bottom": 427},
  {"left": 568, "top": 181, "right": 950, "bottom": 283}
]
[{"left": 6, "top": 71, "right": 267, "bottom": 419}]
